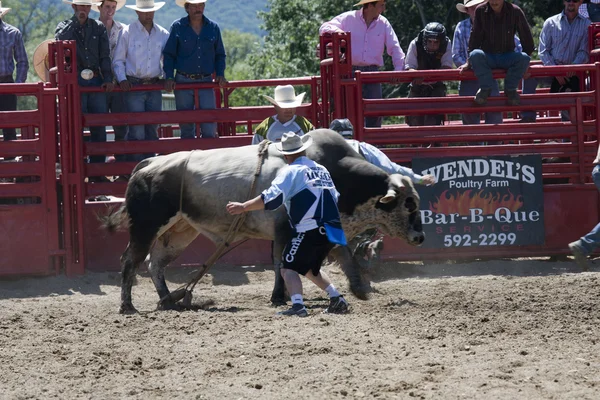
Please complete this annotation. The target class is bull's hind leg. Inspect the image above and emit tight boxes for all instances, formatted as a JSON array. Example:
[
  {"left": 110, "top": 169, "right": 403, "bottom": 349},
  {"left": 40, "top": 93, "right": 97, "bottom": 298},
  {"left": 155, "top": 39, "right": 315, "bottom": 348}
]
[
  {"left": 120, "top": 241, "right": 152, "bottom": 314},
  {"left": 148, "top": 222, "right": 199, "bottom": 310}
]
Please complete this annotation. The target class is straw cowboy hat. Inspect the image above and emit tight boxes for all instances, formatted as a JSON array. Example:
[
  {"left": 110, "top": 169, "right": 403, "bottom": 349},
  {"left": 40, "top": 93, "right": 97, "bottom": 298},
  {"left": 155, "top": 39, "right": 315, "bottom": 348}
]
[
  {"left": 456, "top": 0, "right": 487, "bottom": 13},
  {"left": 176, "top": 0, "right": 206, "bottom": 7},
  {"left": 33, "top": 39, "right": 54, "bottom": 82},
  {"left": 275, "top": 132, "right": 313, "bottom": 155},
  {"left": 354, "top": 0, "right": 380, "bottom": 6},
  {"left": 91, "top": 0, "right": 126, "bottom": 12},
  {"left": 0, "top": 1, "right": 11, "bottom": 18},
  {"left": 126, "top": 0, "right": 165, "bottom": 12},
  {"left": 262, "top": 85, "right": 306, "bottom": 109},
  {"left": 61, "top": 0, "right": 102, "bottom": 6}
]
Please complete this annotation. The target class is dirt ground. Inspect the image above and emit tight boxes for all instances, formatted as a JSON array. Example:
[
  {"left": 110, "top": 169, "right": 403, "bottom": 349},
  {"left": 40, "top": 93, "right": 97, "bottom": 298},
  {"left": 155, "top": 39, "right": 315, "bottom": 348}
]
[{"left": 1, "top": 257, "right": 599, "bottom": 400}]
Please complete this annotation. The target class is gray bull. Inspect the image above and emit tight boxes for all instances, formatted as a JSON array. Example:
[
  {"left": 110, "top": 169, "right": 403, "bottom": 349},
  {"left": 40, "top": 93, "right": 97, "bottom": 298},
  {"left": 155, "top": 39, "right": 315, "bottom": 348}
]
[{"left": 102, "top": 129, "right": 424, "bottom": 314}]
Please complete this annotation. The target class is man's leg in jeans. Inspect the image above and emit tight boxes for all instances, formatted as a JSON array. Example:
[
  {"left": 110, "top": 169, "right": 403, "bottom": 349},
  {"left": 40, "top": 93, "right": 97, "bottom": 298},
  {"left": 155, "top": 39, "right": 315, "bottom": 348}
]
[
  {"left": 423, "top": 83, "right": 445, "bottom": 126},
  {"left": 363, "top": 82, "right": 383, "bottom": 127},
  {"left": 520, "top": 77, "right": 538, "bottom": 121},
  {"left": 499, "top": 52, "right": 530, "bottom": 91},
  {"left": 197, "top": 76, "right": 217, "bottom": 138},
  {"left": 174, "top": 74, "right": 196, "bottom": 139},
  {"left": 485, "top": 81, "right": 503, "bottom": 124},
  {"left": 0, "top": 92, "right": 17, "bottom": 160},
  {"left": 571, "top": 165, "right": 600, "bottom": 258},
  {"left": 143, "top": 90, "right": 162, "bottom": 159},
  {"left": 469, "top": 49, "right": 496, "bottom": 91},
  {"left": 87, "top": 91, "right": 108, "bottom": 163},
  {"left": 459, "top": 79, "right": 481, "bottom": 125},
  {"left": 124, "top": 90, "right": 146, "bottom": 162},
  {"left": 109, "top": 91, "right": 128, "bottom": 161}
]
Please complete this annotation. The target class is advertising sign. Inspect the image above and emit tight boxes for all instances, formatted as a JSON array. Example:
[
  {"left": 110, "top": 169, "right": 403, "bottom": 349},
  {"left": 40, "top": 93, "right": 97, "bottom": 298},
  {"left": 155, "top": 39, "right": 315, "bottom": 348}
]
[{"left": 412, "top": 155, "right": 544, "bottom": 248}]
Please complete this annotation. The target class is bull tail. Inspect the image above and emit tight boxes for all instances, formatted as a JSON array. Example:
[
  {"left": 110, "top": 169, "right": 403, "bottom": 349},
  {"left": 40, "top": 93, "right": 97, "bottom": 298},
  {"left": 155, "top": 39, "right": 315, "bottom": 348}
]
[{"left": 98, "top": 203, "right": 129, "bottom": 234}]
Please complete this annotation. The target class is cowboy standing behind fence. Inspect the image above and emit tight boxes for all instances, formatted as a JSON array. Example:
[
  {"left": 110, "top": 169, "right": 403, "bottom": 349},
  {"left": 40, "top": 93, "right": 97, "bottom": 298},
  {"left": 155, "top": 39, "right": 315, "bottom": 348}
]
[
  {"left": 252, "top": 85, "right": 314, "bottom": 145},
  {"left": 0, "top": 1, "right": 28, "bottom": 157},
  {"left": 163, "top": 0, "right": 227, "bottom": 139},
  {"left": 227, "top": 132, "right": 350, "bottom": 317},
  {"left": 319, "top": 0, "right": 405, "bottom": 128},
  {"left": 56, "top": 0, "right": 114, "bottom": 169},
  {"left": 112, "top": 0, "right": 169, "bottom": 162}
]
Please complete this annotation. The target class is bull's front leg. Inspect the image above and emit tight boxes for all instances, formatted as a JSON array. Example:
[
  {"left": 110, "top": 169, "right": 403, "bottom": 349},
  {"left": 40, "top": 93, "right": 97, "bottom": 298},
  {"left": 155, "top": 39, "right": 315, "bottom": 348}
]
[
  {"left": 270, "top": 261, "right": 287, "bottom": 306},
  {"left": 270, "top": 226, "right": 290, "bottom": 306},
  {"left": 330, "top": 245, "right": 369, "bottom": 300}
]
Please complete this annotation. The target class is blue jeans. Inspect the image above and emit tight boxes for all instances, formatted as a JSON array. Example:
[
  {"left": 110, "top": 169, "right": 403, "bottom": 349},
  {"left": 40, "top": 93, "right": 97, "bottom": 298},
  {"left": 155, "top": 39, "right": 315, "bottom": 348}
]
[
  {"left": 575, "top": 165, "right": 600, "bottom": 255},
  {"left": 124, "top": 89, "right": 162, "bottom": 162},
  {"left": 79, "top": 76, "right": 107, "bottom": 163},
  {"left": 174, "top": 73, "right": 216, "bottom": 138},
  {"left": 106, "top": 91, "right": 128, "bottom": 161},
  {"left": 459, "top": 79, "right": 502, "bottom": 125},
  {"left": 469, "top": 49, "right": 531, "bottom": 91},
  {"left": 353, "top": 66, "right": 382, "bottom": 128},
  {"left": 520, "top": 77, "right": 538, "bottom": 121}
]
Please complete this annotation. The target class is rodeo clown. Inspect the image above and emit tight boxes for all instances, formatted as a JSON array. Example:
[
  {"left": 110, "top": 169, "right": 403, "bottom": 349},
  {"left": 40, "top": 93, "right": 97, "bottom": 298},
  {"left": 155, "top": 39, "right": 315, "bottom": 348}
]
[
  {"left": 405, "top": 22, "right": 452, "bottom": 126},
  {"left": 226, "top": 132, "right": 349, "bottom": 317}
]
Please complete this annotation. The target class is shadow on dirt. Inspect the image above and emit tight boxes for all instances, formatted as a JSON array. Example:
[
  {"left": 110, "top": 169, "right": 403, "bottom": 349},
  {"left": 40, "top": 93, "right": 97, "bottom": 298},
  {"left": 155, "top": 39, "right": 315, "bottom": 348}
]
[{"left": 369, "top": 256, "right": 599, "bottom": 283}]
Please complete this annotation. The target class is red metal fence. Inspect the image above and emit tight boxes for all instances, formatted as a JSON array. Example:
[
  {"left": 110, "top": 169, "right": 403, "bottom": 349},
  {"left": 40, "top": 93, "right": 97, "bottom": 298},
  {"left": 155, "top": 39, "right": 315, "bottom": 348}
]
[{"left": 1, "top": 37, "right": 599, "bottom": 276}]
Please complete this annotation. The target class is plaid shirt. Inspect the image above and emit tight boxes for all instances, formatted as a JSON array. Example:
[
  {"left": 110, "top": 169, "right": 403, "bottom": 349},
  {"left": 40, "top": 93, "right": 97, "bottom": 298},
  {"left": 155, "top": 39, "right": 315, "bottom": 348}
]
[
  {"left": 0, "top": 20, "right": 29, "bottom": 82},
  {"left": 579, "top": 0, "right": 600, "bottom": 19},
  {"left": 539, "top": 12, "right": 590, "bottom": 66},
  {"left": 452, "top": 17, "right": 522, "bottom": 67},
  {"left": 469, "top": 1, "right": 534, "bottom": 55}
]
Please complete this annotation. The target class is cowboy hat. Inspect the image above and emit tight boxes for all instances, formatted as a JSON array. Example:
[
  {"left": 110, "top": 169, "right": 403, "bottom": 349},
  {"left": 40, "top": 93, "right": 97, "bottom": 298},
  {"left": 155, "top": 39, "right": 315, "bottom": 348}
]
[
  {"left": 275, "top": 132, "right": 313, "bottom": 155},
  {"left": 176, "top": 0, "right": 206, "bottom": 7},
  {"left": 126, "top": 0, "right": 165, "bottom": 12},
  {"left": 91, "top": 0, "right": 126, "bottom": 12},
  {"left": 33, "top": 39, "right": 54, "bottom": 82},
  {"left": 0, "top": 1, "right": 11, "bottom": 18},
  {"left": 262, "top": 85, "right": 306, "bottom": 109},
  {"left": 354, "top": 0, "right": 380, "bottom": 6},
  {"left": 456, "top": 0, "right": 487, "bottom": 13},
  {"left": 62, "top": 0, "right": 102, "bottom": 6}
]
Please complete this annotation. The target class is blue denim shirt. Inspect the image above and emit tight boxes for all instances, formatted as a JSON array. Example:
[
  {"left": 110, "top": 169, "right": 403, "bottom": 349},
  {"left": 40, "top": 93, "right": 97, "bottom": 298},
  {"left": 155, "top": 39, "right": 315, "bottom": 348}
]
[{"left": 163, "top": 16, "right": 226, "bottom": 80}]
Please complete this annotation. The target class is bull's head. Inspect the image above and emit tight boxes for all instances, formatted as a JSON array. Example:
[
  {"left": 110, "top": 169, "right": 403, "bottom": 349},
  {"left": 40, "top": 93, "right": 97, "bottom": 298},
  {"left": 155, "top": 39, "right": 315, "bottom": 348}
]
[{"left": 376, "top": 174, "right": 424, "bottom": 246}]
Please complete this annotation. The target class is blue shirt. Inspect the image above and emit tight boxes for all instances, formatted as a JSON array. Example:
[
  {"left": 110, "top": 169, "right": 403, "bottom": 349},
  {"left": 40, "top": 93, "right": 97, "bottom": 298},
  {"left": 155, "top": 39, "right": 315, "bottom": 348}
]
[
  {"left": 261, "top": 156, "right": 341, "bottom": 233},
  {"left": 452, "top": 17, "right": 522, "bottom": 67},
  {"left": 539, "top": 12, "right": 590, "bottom": 66},
  {"left": 0, "top": 20, "right": 28, "bottom": 82},
  {"left": 163, "top": 16, "right": 226, "bottom": 80}
]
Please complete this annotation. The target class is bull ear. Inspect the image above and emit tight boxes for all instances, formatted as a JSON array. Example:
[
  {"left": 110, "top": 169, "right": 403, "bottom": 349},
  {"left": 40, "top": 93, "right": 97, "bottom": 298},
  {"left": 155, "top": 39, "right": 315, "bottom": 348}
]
[{"left": 379, "top": 189, "right": 396, "bottom": 203}]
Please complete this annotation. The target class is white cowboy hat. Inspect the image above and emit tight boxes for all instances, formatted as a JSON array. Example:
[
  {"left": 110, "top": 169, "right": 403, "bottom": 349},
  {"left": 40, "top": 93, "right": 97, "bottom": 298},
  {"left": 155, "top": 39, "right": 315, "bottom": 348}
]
[
  {"left": 0, "top": 1, "right": 11, "bottom": 18},
  {"left": 126, "top": 0, "right": 165, "bottom": 12},
  {"left": 275, "top": 132, "right": 313, "bottom": 155},
  {"left": 176, "top": 0, "right": 206, "bottom": 7},
  {"left": 33, "top": 39, "right": 54, "bottom": 82},
  {"left": 456, "top": 0, "right": 487, "bottom": 13},
  {"left": 91, "top": 0, "right": 126, "bottom": 12},
  {"left": 262, "top": 85, "right": 306, "bottom": 109},
  {"left": 62, "top": 0, "right": 102, "bottom": 6},
  {"left": 354, "top": 0, "right": 380, "bottom": 6}
]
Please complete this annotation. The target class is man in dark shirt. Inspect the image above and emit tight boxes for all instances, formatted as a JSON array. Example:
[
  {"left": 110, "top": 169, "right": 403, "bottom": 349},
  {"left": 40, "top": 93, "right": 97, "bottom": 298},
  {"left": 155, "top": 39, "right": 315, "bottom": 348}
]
[
  {"left": 56, "top": 0, "right": 114, "bottom": 165},
  {"left": 459, "top": 0, "right": 534, "bottom": 106},
  {"left": 163, "top": 0, "right": 227, "bottom": 139}
]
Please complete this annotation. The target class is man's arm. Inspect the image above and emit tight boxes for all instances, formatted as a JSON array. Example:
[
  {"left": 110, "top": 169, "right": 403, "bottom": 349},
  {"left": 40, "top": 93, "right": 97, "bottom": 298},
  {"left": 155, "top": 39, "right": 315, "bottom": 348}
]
[
  {"left": 214, "top": 25, "right": 226, "bottom": 80},
  {"left": 226, "top": 195, "right": 264, "bottom": 215},
  {"left": 572, "top": 20, "right": 591, "bottom": 65},
  {"left": 112, "top": 26, "right": 129, "bottom": 84},
  {"left": 404, "top": 40, "right": 418, "bottom": 70},
  {"left": 384, "top": 22, "right": 405, "bottom": 71},
  {"left": 319, "top": 12, "right": 347, "bottom": 35},
  {"left": 538, "top": 19, "right": 555, "bottom": 66},
  {"left": 162, "top": 22, "right": 178, "bottom": 80},
  {"left": 467, "top": 8, "right": 484, "bottom": 54},
  {"left": 13, "top": 30, "right": 28, "bottom": 83},
  {"left": 98, "top": 24, "right": 113, "bottom": 84},
  {"left": 451, "top": 22, "right": 467, "bottom": 67},
  {"left": 441, "top": 40, "right": 453, "bottom": 69}
]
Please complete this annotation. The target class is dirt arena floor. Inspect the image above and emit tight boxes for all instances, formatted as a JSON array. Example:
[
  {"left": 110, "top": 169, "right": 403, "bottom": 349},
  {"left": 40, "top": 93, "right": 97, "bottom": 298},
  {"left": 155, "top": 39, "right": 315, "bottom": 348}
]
[{"left": 1, "top": 257, "right": 599, "bottom": 399}]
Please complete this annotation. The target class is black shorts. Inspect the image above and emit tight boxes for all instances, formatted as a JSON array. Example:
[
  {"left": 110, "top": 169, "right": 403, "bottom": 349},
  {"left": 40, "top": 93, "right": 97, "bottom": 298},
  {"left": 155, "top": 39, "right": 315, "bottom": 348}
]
[{"left": 281, "top": 227, "right": 334, "bottom": 276}]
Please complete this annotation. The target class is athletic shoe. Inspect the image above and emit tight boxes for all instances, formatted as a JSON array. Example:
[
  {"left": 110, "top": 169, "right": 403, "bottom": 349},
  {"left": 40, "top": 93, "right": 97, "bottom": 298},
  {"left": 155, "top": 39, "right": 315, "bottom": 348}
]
[
  {"left": 277, "top": 303, "right": 308, "bottom": 317},
  {"left": 324, "top": 295, "right": 349, "bottom": 314},
  {"left": 569, "top": 241, "right": 590, "bottom": 270}
]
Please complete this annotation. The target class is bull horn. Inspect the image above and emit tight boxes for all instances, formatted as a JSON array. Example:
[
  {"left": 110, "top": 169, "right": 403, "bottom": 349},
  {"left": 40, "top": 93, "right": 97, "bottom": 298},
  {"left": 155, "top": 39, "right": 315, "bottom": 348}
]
[{"left": 379, "top": 188, "right": 396, "bottom": 204}]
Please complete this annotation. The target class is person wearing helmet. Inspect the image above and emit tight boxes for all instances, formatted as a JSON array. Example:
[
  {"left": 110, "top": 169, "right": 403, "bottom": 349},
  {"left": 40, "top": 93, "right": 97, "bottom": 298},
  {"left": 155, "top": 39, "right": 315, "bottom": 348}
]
[
  {"left": 329, "top": 119, "right": 435, "bottom": 186},
  {"left": 404, "top": 22, "right": 452, "bottom": 126}
]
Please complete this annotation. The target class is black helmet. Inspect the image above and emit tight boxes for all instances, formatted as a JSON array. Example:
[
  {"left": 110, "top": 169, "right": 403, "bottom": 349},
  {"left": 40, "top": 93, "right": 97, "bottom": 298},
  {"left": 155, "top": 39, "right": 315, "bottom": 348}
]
[
  {"left": 329, "top": 118, "right": 354, "bottom": 138},
  {"left": 422, "top": 22, "right": 446, "bottom": 54}
]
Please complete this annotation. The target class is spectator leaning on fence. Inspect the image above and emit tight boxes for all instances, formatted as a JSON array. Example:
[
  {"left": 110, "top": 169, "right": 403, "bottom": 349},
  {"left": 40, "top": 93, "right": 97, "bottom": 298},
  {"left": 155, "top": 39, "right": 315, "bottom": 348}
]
[
  {"left": 319, "top": 0, "right": 405, "bottom": 128},
  {"left": 459, "top": 0, "right": 534, "bottom": 107},
  {"left": 0, "top": 1, "right": 28, "bottom": 156},
  {"left": 404, "top": 22, "right": 452, "bottom": 127},
  {"left": 56, "top": 0, "right": 114, "bottom": 170},
  {"left": 112, "top": 0, "right": 169, "bottom": 162},
  {"left": 94, "top": 0, "right": 128, "bottom": 154},
  {"left": 252, "top": 85, "right": 314, "bottom": 145},
  {"left": 538, "top": 0, "right": 590, "bottom": 122},
  {"left": 163, "top": 0, "right": 227, "bottom": 139},
  {"left": 579, "top": 0, "right": 600, "bottom": 21}
]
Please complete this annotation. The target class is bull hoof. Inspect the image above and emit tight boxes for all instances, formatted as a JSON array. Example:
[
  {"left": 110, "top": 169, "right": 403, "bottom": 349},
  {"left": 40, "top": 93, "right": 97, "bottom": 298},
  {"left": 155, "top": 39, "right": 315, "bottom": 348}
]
[
  {"left": 119, "top": 303, "right": 138, "bottom": 314},
  {"left": 350, "top": 284, "right": 369, "bottom": 301},
  {"left": 157, "top": 297, "right": 179, "bottom": 311},
  {"left": 270, "top": 297, "right": 287, "bottom": 307}
]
